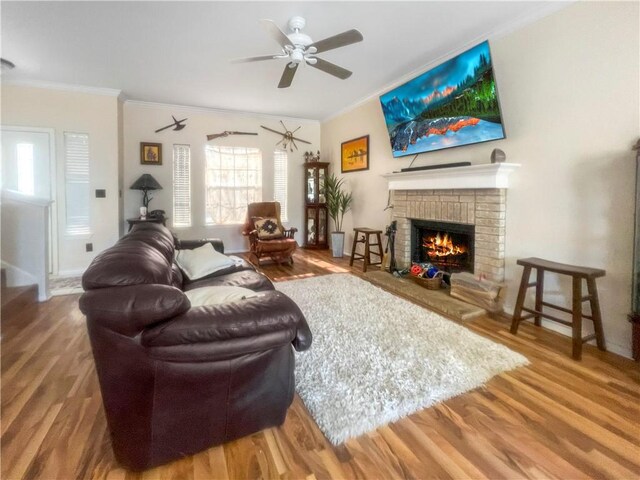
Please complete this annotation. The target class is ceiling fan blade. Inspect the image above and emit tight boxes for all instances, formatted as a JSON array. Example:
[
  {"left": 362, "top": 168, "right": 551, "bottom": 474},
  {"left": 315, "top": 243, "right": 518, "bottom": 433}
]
[
  {"left": 260, "top": 19, "right": 292, "bottom": 50},
  {"left": 309, "top": 57, "right": 352, "bottom": 80},
  {"left": 307, "top": 29, "right": 363, "bottom": 54},
  {"left": 231, "top": 54, "right": 285, "bottom": 63},
  {"left": 278, "top": 63, "right": 298, "bottom": 88}
]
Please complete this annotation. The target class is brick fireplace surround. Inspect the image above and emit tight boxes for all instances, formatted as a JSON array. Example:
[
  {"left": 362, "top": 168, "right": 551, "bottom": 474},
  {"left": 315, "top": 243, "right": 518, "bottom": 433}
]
[
  {"left": 392, "top": 188, "right": 506, "bottom": 281},
  {"left": 384, "top": 163, "right": 519, "bottom": 283}
]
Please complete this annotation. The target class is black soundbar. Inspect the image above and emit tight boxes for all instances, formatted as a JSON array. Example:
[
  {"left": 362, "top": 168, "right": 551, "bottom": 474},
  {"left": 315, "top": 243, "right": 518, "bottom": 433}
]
[{"left": 399, "top": 161, "right": 471, "bottom": 173}]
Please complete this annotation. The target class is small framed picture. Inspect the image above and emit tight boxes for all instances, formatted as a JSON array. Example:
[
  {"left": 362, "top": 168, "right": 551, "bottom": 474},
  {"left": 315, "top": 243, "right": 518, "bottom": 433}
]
[
  {"left": 140, "top": 142, "right": 162, "bottom": 165},
  {"left": 341, "top": 135, "right": 369, "bottom": 173}
]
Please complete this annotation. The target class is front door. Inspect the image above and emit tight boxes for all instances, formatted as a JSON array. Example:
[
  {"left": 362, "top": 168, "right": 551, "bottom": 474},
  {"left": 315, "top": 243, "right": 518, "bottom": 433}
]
[{"left": 1, "top": 127, "right": 57, "bottom": 273}]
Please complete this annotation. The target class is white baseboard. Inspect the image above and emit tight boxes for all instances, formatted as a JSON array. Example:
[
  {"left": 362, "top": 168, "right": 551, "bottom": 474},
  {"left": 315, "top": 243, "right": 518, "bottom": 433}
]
[
  {"left": 1, "top": 260, "right": 37, "bottom": 287},
  {"left": 503, "top": 304, "right": 633, "bottom": 360}
]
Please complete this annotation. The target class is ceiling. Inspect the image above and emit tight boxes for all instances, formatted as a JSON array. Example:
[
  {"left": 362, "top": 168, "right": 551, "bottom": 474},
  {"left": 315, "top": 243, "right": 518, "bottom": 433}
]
[{"left": 1, "top": 1, "right": 569, "bottom": 120}]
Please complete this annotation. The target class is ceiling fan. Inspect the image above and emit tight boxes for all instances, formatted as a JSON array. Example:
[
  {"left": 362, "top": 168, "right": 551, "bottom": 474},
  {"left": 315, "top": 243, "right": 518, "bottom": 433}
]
[{"left": 232, "top": 16, "right": 363, "bottom": 88}]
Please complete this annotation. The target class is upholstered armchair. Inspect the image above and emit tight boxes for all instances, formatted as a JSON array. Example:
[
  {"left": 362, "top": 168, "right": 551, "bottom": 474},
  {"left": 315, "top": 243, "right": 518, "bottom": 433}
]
[{"left": 242, "top": 202, "right": 298, "bottom": 266}]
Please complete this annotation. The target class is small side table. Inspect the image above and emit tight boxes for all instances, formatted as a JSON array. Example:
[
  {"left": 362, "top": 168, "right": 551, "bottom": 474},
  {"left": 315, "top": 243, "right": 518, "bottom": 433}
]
[{"left": 127, "top": 217, "right": 167, "bottom": 232}]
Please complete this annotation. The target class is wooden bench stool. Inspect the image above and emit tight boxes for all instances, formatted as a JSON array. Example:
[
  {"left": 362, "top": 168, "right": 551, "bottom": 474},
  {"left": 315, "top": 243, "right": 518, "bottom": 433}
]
[
  {"left": 349, "top": 228, "right": 383, "bottom": 272},
  {"left": 510, "top": 257, "right": 606, "bottom": 360}
]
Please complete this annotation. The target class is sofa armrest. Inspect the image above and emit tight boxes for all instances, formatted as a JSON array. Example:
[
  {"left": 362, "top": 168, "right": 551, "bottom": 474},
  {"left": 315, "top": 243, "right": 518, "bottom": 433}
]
[
  {"left": 79, "top": 284, "right": 191, "bottom": 336},
  {"left": 176, "top": 238, "right": 224, "bottom": 254},
  {"left": 243, "top": 229, "right": 258, "bottom": 240},
  {"left": 141, "top": 290, "right": 312, "bottom": 352}
]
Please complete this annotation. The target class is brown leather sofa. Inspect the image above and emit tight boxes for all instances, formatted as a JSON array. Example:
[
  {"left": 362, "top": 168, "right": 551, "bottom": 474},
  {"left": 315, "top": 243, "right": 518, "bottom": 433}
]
[{"left": 79, "top": 223, "right": 312, "bottom": 470}]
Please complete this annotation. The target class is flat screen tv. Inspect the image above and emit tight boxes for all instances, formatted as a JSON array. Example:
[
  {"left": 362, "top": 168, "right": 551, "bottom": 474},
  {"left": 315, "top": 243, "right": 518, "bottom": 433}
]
[{"left": 379, "top": 41, "right": 505, "bottom": 158}]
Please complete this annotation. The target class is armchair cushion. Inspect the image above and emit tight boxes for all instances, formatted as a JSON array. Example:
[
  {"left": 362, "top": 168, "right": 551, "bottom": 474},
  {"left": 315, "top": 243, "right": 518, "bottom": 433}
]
[
  {"left": 185, "top": 286, "right": 260, "bottom": 307},
  {"left": 254, "top": 217, "right": 284, "bottom": 239},
  {"left": 175, "top": 243, "right": 234, "bottom": 280}
]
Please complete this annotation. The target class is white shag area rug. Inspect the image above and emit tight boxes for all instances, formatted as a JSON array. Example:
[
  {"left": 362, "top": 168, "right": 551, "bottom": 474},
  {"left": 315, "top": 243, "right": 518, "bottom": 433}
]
[{"left": 276, "top": 273, "right": 528, "bottom": 445}]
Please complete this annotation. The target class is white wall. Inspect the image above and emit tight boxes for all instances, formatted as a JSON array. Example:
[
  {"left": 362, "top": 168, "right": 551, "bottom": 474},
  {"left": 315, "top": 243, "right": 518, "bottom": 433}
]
[
  {"left": 123, "top": 102, "right": 320, "bottom": 252},
  {"left": 1, "top": 192, "right": 51, "bottom": 301},
  {"left": 321, "top": 1, "right": 640, "bottom": 358},
  {"left": 1, "top": 85, "right": 121, "bottom": 275}
]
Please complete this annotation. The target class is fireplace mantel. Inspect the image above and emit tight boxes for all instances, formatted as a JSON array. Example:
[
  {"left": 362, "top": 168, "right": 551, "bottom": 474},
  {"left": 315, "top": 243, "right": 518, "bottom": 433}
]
[{"left": 383, "top": 163, "right": 520, "bottom": 190}]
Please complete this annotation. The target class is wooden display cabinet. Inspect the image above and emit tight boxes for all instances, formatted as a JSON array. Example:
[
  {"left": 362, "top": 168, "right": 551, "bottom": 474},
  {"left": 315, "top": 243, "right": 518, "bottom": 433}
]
[{"left": 304, "top": 162, "right": 329, "bottom": 249}]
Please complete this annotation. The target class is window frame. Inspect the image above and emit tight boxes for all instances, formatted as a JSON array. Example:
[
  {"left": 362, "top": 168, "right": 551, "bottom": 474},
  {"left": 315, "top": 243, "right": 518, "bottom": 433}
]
[{"left": 204, "top": 145, "right": 262, "bottom": 226}]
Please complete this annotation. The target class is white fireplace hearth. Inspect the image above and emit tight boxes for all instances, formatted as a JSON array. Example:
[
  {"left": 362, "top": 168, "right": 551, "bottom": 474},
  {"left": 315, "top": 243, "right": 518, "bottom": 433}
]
[{"left": 383, "top": 163, "right": 520, "bottom": 282}]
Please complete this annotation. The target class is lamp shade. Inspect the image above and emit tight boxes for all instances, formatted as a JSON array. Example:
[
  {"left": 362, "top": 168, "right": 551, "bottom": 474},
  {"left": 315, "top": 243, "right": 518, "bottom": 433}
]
[{"left": 130, "top": 174, "right": 163, "bottom": 191}]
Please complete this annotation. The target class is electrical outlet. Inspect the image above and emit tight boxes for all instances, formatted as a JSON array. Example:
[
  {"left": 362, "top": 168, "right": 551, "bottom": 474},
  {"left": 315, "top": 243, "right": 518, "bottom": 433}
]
[{"left": 86, "top": 243, "right": 93, "bottom": 252}]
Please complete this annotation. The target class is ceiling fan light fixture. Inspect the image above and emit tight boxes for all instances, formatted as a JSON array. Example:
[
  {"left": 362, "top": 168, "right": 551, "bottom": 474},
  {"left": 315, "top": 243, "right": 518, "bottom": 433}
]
[{"left": 290, "top": 49, "right": 304, "bottom": 64}]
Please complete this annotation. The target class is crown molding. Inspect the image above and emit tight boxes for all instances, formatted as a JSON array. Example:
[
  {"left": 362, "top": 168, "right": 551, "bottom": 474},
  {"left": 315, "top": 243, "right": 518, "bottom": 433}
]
[
  {"left": 124, "top": 99, "right": 321, "bottom": 125},
  {"left": 2, "top": 78, "right": 122, "bottom": 97},
  {"left": 321, "top": 1, "right": 574, "bottom": 123}
]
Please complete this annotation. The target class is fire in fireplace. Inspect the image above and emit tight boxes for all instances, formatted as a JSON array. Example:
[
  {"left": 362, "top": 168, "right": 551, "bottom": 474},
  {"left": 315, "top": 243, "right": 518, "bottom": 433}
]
[{"left": 411, "top": 219, "right": 474, "bottom": 273}]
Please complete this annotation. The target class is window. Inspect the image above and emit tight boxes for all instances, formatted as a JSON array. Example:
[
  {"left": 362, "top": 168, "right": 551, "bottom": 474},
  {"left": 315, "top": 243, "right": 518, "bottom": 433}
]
[
  {"left": 205, "top": 146, "right": 262, "bottom": 225},
  {"left": 273, "top": 150, "right": 288, "bottom": 222},
  {"left": 16, "top": 143, "right": 34, "bottom": 195},
  {"left": 64, "top": 132, "right": 90, "bottom": 235},
  {"left": 173, "top": 144, "right": 191, "bottom": 227}
]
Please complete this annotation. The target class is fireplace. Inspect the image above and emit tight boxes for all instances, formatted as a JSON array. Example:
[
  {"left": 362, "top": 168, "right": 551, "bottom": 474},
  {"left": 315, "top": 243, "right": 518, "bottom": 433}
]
[
  {"left": 411, "top": 220, "right": 474, "bottom": 273},
  {"left": 383, "top": 163, "right": 518, "bottom": 282}
]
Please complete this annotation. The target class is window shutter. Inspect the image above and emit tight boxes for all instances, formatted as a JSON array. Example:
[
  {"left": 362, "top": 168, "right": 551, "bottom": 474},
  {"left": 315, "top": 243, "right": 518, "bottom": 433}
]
[
  {"left": 64, "top": 132, "right": 90, "bottom": 235},
  {"left": 173, "top": 144, "right": 191, "bottom": 227},
  {"left": 273, "top": 150, "right": 288, "bottom": 222}
]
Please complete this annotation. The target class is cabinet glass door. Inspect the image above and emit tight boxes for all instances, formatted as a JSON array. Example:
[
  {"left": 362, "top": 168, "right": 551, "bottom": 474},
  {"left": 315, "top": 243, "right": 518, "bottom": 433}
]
[
  {"left": 307, "top": 207, "right": 316, "bottom": 244},
  {"left": 318, "top": 208, "right": 327, "bottom": 244},
  {"left": 307, "top": 168, "right": 316, "bottom": 203},
  {"left": 318, "top": 168, "right": 326, "bottom": 203}
]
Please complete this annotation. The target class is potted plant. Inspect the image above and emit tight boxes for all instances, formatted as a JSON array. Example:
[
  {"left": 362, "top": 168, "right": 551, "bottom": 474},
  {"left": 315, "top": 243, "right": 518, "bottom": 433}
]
[{"left": 324, "top": 173, "right": 354, "bottom": 257}]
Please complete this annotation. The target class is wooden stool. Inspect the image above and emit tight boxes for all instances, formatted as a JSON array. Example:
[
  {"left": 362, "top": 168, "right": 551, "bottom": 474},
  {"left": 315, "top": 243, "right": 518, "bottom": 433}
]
[
  {"left": 349, "top": 228, "right": 383, "bottom": 272},
  {"left": 510, "top": 257, "right": 606, "bottom": 360}
]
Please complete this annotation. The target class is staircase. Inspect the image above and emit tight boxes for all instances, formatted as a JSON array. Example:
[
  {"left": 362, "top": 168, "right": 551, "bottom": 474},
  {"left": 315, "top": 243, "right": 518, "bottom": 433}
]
[{"left": 1, "top": 268, "right": 38, "bottom": 315}]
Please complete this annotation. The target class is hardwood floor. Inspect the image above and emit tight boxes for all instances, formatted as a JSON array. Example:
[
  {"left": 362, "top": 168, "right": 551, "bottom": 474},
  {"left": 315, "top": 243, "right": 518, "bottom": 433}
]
[{"left": 2, "top": 248, "right": 639, "bottom": 479}]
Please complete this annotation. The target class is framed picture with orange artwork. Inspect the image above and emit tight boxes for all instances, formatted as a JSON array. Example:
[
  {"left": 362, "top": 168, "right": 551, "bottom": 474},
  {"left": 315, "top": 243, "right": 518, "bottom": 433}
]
[{"left": 341, "top": 135, "right": 369, "bottom": 173}]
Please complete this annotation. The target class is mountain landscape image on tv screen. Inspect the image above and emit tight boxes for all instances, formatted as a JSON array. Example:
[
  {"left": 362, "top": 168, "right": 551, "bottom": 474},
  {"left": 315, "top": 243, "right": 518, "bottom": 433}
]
[{"left": 380, "top": 41, "right": 505, "bottom": 157}]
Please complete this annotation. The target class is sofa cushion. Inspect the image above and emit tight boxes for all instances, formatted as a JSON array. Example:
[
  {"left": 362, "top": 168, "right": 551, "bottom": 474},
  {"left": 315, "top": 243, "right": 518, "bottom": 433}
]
[
  {"left": 185, "top": 286, "right": 260, "bottom": 307},
  {"left": 175, "top": 243, "right": 234, "bottom": 280},
  {"left": 184, "top": 269, "right": 274, "bottom": 292}
]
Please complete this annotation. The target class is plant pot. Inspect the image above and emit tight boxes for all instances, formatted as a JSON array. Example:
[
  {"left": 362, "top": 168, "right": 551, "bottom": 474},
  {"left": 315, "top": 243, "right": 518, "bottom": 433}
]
[{"left": 331, "top": 232, "right": 345, "bottom": 258}]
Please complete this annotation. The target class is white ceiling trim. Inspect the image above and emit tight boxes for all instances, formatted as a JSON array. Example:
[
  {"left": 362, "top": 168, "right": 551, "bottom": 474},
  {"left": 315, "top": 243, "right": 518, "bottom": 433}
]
[
  {"left": 321, "top": 1, "right": 573, "bottom": 124},
  {"left": 124, "top": 99, "right": 321, "bottom": 125},
  {"left": 2, "top": 79, "right": 122, "bottom": 97}
]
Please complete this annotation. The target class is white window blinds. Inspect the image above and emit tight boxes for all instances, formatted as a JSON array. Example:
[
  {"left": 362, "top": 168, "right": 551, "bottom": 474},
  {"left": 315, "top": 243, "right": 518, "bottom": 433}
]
[
  {"left": 273, "top": 150, "right": 288, "bottom": 222},
  {"left": 173, "top": 144, "right": 191, "bottom": 227},
  {"left": 205, "top": 146, "right": 262, "bottom": 225},
  {"left": 64, "top": 132, "right": 90, "bottom": 235}
]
